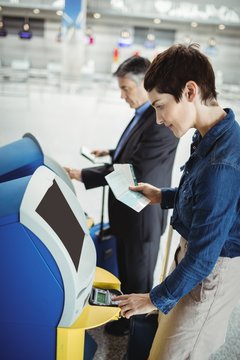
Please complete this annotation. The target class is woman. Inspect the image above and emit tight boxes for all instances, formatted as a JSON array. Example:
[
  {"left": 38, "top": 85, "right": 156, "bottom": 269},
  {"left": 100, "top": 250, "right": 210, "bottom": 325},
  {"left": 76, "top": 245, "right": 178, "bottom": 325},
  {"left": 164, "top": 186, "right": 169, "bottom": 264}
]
[{"left": 114, "top": 44, "right": 240, "bottom": 359}]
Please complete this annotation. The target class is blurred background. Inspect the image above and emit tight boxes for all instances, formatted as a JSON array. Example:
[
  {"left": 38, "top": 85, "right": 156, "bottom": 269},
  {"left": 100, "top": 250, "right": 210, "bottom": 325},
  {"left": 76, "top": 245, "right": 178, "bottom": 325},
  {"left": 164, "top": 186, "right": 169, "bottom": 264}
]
[
  {"left": 0, "top": 1, "right": 240, "bottom": 359},
  {"left": 1, "top": 0, "right": 240, "bottom": 282}
]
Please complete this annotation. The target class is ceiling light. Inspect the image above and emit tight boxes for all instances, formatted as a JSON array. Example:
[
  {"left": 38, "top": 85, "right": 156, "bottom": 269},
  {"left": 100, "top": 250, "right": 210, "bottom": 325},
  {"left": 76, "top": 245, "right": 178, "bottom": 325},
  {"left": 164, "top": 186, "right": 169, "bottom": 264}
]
[
  {"left": 147, "top": 33, "right": 155, "bottom": 41},
  {"left": 154, "top": 1, "right": 172, "bottom": 13},
  {"left": 121, "top": 30, "right": 130, "bottom": 38},
  {"left": 93, "top": 13, "right": 101, "bottom": 19},
  {"left": 19, "top": 21, "right": 32, "bottom": 39},
  {"left": 56, "top": 10, "right": 63, "bottom": 16},
  {"left": 153, "top": 18, "right": 161, "bottom": 24},
  {"left": 0, "top": 19, "right": 7, "bottom": 36},
  {"left": 218, "top": 24, "right": 226, "bottom": 30},
  {"left": 111, "top": 0, "right": 127, "bottom": 11},
  {"left": 208, "top": 37, "right": 216, "bottom": 47},
  {"left": 23, "top": 23, "right": 29, "bottom": 31},
  {"left": 184, "top": 35, "right": 191, "bottom": 44},
  {"left": 118, "top": 29, "right": 133, "bottom": 47},
  {"left": 191, "top": 22, "right": 198, "bottom": 28},
  {"left": 52, "top": 0, "right": 64, "bottom": 7},
  {"left": 144, "top": 32, "right": 156, "bottom": 49},
  {"left": 33, "top": 9, "right": 40, "bottom": 15}
]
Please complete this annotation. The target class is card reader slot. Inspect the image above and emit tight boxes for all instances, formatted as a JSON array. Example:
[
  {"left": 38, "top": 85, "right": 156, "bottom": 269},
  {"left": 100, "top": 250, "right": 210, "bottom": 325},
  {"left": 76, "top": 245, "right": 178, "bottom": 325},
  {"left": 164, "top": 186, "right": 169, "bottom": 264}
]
[{"left": 89, "top": 287, "right": 122, "bottom": 307}]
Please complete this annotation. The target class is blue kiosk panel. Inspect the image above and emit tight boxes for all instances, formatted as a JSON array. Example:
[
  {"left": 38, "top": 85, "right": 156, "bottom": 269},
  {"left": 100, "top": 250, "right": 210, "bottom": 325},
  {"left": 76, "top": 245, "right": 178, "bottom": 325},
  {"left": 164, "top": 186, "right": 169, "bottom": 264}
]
[
  {"left": 0, "top": 133, "right": 75, "bottom": 193},
  {"left": 0, "top": 134, "right": 43, "bottom": 183},
  {"left": 0, "top": 177, "right": 64, "bottom": 360},
  {"left": 0, "top": 166, "right": 96, "bottom": 360}
]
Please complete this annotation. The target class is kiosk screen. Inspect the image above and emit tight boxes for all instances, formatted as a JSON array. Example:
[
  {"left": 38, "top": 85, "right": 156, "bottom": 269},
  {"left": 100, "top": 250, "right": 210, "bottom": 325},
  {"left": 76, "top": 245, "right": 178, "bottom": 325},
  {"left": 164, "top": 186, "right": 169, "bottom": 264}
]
[{"left": 36, "top": 180, "right": 84, "bottom": 270}]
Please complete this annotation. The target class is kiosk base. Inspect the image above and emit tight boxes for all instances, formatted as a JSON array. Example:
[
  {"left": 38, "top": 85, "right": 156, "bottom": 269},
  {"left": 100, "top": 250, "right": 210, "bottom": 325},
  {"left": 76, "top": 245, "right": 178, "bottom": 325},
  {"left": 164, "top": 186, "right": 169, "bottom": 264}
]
[{"left": 57, "top": 267, "right": 121, "bottom": 360}]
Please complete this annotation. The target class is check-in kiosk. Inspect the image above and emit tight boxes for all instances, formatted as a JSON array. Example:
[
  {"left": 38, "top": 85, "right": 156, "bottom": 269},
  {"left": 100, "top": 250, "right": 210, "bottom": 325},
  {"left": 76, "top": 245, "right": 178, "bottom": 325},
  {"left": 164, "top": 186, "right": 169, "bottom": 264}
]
[
  {"left": 0, "top": 133, "right": 75, "bottom": 193},
  {"left": 0, "top": 166, "right": 97, "bottom": 360},
  {"left": 0, "top": 135, "right": 122, "bottom": 359}
]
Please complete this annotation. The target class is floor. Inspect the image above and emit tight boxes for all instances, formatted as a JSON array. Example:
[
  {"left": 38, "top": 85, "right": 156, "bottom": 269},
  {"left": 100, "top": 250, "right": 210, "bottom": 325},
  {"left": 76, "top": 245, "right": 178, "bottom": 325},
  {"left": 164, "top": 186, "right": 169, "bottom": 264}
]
[
  {"left": 1, "top": 75, "right": 240, "bottom": 360},
  {"left": 89, "top": 325, "right": 128, "bottom": 360},
  {"left": 89, "top": 303, "right": 240, "bottom": 360},
  {"left": 210, "top": 303, "right": 240, "bottom": 360}
]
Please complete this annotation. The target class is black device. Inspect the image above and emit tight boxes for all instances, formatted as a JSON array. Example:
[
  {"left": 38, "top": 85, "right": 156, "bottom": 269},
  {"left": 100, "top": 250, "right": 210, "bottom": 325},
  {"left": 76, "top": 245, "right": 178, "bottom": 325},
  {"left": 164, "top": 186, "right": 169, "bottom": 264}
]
[{"left": 89, "top": 287, "right": 122, "bottom": 307}]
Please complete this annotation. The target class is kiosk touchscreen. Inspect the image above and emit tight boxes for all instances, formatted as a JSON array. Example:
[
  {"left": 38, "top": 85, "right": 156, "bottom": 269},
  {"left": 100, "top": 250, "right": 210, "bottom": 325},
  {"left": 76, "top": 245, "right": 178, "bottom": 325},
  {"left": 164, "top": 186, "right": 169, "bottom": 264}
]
[
  {"left": 0, "top": 133, "right": 75, "bottom": 193},
  {"left": 20, "top": 165, "right": 97, "bottom": 326},
  {"left": 0, "top": 166, "right": 96, "bottom": 360}
]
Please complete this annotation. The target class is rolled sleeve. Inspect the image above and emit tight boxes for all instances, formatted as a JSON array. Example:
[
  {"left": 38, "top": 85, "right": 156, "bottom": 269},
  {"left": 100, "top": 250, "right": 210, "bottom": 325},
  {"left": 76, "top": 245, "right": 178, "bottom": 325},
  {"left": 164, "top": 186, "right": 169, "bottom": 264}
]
[
  {"left": 161, "top": 187, "right": 178, "bottom": 209},
  {"left": 150, "top": 282, "right": 179, "bottom": 314}
]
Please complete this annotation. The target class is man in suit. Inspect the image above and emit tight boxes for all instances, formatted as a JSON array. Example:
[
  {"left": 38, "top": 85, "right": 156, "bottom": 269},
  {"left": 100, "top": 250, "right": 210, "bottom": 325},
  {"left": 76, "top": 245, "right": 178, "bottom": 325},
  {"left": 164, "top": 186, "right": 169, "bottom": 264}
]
[{"left": 65, "top": 56, "right": 178, "bottom": 335}]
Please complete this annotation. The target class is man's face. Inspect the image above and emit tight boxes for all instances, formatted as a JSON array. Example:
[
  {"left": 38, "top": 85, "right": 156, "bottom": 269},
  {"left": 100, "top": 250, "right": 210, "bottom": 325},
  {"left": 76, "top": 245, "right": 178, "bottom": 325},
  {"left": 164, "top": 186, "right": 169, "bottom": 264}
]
[{"left": 118, "top": 75, "right": 148, "bottom": 109}]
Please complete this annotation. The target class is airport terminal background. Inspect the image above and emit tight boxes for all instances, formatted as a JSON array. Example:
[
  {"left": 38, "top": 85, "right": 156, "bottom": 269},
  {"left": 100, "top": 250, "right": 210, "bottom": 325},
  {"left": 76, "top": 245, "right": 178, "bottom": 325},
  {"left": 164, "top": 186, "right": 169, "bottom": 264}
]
[{"left": 0, "top": 0, "right": 240, "bottom": 359}]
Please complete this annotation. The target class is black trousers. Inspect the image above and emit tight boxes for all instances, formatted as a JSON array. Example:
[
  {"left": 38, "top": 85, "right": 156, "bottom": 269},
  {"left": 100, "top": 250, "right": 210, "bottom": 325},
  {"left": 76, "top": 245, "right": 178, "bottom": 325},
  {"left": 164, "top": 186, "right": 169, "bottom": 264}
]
[{"left": 117, "top": 237, "right": 160, "bottom": 294}]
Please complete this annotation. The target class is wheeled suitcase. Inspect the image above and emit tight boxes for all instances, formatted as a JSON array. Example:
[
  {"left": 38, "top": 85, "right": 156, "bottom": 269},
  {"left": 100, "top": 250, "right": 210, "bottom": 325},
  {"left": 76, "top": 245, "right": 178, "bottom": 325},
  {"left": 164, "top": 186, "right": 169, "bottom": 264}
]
[
  {"left": 126, "top": 226, "right": 174, "bottom": 359},
  {"left": 127, "top": 314, "right": 158, "bottom": 360},
  {"left": 90, "top": 186, "right": 119, "bottom": 277}
]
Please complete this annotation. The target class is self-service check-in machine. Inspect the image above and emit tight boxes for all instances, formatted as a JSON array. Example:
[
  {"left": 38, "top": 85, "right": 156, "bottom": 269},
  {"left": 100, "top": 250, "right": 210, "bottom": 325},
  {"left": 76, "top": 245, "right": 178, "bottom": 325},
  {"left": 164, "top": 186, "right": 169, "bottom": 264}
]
[
  {"left": 0, "top": 133, "right": 75, "bottom": 193},
  {"left": 0, "top": 166, "right": 96, "bottom": 359},
  {"left": 0, "top": 137, "right": 121, "bottom": 360}
]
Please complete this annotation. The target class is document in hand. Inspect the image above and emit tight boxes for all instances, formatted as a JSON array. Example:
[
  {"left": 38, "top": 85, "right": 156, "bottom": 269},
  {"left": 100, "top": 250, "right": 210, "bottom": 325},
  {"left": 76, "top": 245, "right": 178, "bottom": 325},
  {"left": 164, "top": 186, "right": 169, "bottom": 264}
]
[
  {"left": 105, "top": 164, "right": 150, "bottom": 212},
  {"left": 80, "top": 146, "right": 110, "bottom": 164}
]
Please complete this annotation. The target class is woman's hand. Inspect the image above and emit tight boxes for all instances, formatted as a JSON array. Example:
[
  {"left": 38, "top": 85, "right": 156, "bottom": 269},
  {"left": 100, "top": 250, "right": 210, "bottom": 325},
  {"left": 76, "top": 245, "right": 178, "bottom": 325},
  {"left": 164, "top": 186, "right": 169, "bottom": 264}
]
[
  {"left": 113, "top": 293, "right": 157, "bottom": 319},
  {"left": 129, "top": 182, "right": 162, "bottom": 204}
]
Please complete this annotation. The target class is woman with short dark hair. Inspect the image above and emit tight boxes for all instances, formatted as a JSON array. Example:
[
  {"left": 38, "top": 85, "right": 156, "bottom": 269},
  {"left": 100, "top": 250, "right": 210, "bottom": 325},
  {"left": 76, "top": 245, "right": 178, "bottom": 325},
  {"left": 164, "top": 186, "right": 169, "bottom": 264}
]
[{"left": 114, "top": 44, "right": 240, "bottom": 359}]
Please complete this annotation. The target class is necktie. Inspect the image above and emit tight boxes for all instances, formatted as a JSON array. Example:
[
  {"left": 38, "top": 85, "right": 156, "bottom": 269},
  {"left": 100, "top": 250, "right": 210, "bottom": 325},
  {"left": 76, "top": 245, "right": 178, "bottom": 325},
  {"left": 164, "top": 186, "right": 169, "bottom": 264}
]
[{"left": 113, "top": 111, "right": 139, "bottom": 161}]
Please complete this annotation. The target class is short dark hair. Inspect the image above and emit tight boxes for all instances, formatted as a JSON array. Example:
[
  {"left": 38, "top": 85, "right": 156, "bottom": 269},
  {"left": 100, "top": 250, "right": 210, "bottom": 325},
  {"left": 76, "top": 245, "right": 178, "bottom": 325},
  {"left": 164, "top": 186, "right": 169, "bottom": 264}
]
[
  {"left": 113, "top": 56, "right": 151, "bottom": 85},
  {"left": 144, "top": 43, "right": 217, "bottom": 103}
]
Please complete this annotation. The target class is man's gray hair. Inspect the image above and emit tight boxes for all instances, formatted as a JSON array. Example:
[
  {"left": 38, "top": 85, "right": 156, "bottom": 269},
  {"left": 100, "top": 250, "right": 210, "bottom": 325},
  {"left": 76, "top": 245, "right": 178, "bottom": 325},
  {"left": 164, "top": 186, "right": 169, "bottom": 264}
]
[
  {"left": 113, "top": 56, "right": 151, "bottom": 85},
  {"left": 124, "top": 72, "right": 145, "bottom": 86}
]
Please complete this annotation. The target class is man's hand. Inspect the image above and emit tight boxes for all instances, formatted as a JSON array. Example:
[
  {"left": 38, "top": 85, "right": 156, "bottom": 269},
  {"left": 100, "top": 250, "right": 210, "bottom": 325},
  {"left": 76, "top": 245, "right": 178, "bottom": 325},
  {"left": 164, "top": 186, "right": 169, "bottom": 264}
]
[
  {"left": 113, "top": 293, "right": 157, "bottom": 319},
  {"left": 64, "top": 167, "right": 81, "bottom": 181},
  {"left": 129, "top": 182, "right": 161, "bottom": 204},
  {"left": 91, "top": 149, "right": 110, "bottom": 157}
]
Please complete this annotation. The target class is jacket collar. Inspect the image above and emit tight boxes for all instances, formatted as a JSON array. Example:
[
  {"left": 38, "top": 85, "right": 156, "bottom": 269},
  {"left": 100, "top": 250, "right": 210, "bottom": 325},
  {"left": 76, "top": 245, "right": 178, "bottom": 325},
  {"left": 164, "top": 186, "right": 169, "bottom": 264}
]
[{"left": 192, "top": 108, "right": 235, "bottom": 159}]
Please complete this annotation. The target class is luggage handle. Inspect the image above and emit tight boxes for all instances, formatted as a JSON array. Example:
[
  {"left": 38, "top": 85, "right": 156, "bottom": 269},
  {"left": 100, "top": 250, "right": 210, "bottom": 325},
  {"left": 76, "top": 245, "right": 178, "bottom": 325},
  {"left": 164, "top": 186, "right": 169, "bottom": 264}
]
[
  {"left": 95, "top": 225, "right": 111, "bottom": 239},
  {"left": 99, "top": 186, "right": 106, "bottom": 239}
]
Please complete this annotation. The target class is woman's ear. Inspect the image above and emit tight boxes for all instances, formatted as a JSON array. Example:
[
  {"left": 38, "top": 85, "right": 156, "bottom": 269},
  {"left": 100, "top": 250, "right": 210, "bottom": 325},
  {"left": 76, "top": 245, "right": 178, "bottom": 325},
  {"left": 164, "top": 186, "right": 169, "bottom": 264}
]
[{"left": 184, "top": 81, "right": 197, "bottom": 102}]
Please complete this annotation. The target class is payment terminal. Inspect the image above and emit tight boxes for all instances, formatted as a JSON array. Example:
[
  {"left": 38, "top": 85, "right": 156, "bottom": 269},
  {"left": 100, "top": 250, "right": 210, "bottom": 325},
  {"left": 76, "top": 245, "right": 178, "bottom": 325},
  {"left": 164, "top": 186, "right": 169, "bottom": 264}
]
[{"left": 89, "top": 287, "right": 122, "bottom": 307}]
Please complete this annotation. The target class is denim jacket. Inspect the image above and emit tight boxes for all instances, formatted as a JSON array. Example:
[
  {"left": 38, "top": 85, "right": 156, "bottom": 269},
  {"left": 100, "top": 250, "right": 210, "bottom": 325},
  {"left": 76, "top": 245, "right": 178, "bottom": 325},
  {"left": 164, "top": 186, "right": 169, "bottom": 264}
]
[{"left": 150, "top": 109, "right": 240, "bottom": 314}]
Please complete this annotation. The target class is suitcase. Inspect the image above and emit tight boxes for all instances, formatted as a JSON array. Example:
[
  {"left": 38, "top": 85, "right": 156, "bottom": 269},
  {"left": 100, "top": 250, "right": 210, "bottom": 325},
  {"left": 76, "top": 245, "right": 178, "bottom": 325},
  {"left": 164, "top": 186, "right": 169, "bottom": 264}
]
[
  {"left": 127, "top": 314, "right": 158, "bottom": 360},
  {"left": 126, "top": 226, "right": 174, "bottom": 359},
  {"left": 90, "top": 186, "right": 119, "bottom": 277}
]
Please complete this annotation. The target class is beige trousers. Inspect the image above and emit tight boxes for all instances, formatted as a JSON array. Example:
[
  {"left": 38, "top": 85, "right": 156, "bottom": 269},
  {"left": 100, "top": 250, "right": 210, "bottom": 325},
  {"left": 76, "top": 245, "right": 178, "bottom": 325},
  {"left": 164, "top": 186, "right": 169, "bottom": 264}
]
[{"left": 148, "top": 237, "right": 240, "bottom": 360}]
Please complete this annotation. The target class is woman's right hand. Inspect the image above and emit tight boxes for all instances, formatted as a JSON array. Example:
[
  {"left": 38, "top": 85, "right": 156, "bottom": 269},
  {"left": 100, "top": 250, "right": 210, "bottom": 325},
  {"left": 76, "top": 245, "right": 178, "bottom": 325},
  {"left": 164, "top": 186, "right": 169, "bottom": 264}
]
[{"left": 129, "top": 182, "right": 162, "bottom": 204}]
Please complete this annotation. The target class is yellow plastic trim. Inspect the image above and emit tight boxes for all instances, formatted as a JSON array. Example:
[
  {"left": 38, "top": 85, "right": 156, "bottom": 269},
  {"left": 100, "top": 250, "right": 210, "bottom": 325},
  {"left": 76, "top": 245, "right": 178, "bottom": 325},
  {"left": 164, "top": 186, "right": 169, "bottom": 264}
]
[
  {"left": 56, "top": 267, "right": 121, "bottom": 360},
  {"left": 57, "top": 327, "right": 84, "bottom": 360}
]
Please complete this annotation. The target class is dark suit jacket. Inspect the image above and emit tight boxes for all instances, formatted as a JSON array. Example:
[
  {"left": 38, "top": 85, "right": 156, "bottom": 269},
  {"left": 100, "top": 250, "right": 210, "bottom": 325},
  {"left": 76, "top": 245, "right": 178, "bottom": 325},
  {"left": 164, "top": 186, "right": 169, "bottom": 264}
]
[{"left": 81, "top": 106, "right": 178, "bottom": 244}]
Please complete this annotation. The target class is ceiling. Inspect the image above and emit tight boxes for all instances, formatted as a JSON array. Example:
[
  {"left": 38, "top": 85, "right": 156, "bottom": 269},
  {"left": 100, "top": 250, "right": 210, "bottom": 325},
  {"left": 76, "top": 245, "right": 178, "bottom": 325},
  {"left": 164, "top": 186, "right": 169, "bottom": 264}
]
[
  {"left": 88, "top": 0, "right": 240, "bottom": 26},
  {"left": 0, "top": 0, "right": 240, "bottom": 28}
]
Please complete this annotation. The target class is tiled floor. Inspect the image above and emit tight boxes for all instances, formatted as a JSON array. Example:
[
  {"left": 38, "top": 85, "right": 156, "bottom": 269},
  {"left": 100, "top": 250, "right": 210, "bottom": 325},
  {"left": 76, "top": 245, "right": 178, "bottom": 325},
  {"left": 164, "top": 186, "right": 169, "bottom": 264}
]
[{"left": 89, "top": 325, "right": 128, "bottom": 360}]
